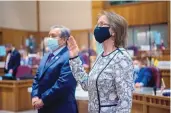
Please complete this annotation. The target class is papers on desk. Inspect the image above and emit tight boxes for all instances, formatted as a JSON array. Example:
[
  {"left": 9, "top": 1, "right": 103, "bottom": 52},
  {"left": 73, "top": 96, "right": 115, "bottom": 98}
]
[
  {"left": 158, "top": 61, "right": 170, "bottom": 69},
  {"left": 140, "top": 45, "right": 150, "bottom": 51},
  {"left": 157, "top": 89, "right": 171, "bottom": 96}
]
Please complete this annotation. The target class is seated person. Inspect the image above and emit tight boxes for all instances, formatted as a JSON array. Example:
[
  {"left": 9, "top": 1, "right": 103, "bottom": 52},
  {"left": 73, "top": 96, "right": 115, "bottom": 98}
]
[
  {"left": 20, "top": 52, "right": 29, "bottom": 65},
  {"left": 133, "top": 58, "right": 152, "bottom": 88}
]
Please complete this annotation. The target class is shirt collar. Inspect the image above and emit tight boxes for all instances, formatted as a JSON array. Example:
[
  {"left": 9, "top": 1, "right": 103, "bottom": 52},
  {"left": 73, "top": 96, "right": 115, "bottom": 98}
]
[{"left": 52, "top": 46, "right": 66, "bottom": 56}]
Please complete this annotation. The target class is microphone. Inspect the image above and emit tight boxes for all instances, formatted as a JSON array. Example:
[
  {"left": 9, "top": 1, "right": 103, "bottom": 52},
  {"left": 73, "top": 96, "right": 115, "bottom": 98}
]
[{"left": 153, "top": 86, "right": 157, "bottom": 96}]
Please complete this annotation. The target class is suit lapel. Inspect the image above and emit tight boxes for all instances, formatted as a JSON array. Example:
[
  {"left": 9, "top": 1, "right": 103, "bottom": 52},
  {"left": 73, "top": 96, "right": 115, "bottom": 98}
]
[
  {"left": 42, "top": 54, "right": 60, "bottom": 76},
  {"left": 8, "top": 50, "right": 15, "bottom": 66},
  {"left": 39, "top": 47, "right": 67, "bottom": 80},
  {"left": 40, "top": 53, "right": 49, "bottom": 76}
]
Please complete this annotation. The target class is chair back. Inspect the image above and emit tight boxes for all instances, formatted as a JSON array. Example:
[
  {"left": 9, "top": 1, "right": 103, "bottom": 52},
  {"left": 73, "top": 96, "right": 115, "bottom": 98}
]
[
  {"left": 148, "top": 66, "right": 161, "bottom": 88},
  {"left": 16, "top": 66, "right": 32, "bottom": 78}
]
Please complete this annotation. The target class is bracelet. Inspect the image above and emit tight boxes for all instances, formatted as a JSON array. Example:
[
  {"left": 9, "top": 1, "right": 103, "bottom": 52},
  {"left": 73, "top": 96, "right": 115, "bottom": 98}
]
[{"left": 69, "top": 56, "right": 79, "bottom": 60}]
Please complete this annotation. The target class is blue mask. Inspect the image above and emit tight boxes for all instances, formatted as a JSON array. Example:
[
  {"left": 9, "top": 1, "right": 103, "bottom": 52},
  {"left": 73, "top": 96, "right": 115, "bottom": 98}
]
[
  {"left": 134, "top": 65, "right": 140, "bottom": 73},
  {"left": 94, "top": 27, "right": 111, "bottom": 43},
  {"left": 46, "top": 38, "right": 59, "bottom": 51}
]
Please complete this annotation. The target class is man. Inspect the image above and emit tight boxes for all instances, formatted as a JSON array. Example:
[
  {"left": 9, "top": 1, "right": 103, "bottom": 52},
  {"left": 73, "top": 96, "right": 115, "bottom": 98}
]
[
  {"left": 26, "top": 35, "right": 36, "bottom": 53},
  {"left": 133, "top": 58, "right": 152, "bottom": 88},
  {"left": 31, "top": 25, "right": 78, "bottom": 113},
  {"left": 4, "top": 44, "right": 21, "bottom": 78}
]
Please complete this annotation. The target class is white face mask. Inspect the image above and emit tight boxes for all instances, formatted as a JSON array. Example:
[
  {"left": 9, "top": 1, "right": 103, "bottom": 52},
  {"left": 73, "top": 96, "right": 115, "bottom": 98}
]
[
  {"left": 134, "top": 65, "right": 140, "bottom": 72},
  {"left": 45, "top": 37, "right": 59, "bottom": 51}
]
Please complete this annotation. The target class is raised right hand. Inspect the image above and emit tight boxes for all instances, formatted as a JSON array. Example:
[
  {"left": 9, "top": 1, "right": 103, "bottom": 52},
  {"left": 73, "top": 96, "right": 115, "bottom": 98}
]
[{"left": 67, "top": 36, "right": 79, "bottom": 58}]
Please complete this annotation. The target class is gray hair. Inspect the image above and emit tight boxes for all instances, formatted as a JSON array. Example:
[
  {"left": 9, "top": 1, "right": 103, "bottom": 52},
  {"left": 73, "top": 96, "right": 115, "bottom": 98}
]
[
  {"left": 50, "top": 25, "right": 70, "bottom": 39},
  {"left": 97, "top": 11, "right": 128, "bottom": 47}
]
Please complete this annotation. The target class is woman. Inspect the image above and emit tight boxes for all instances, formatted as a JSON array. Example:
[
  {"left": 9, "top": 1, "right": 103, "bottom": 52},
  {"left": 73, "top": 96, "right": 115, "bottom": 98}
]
[{"left": 67, "top": 11, "right": 134, "bottom": 113}]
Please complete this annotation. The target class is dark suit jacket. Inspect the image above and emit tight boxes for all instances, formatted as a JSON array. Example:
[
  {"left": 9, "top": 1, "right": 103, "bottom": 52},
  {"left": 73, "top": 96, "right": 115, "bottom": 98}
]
[
  {"left": 31, "top": 47, "right": 78, "bottom": 113},
  {"left": 4, "top": 49, "right": 21, "bottom": 77},
  {"left": 135, "top": 67, "right": 152, "bottom": 87}
]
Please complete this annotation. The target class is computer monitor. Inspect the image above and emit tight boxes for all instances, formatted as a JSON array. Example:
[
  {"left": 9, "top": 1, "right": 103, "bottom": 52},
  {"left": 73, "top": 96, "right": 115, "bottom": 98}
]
[{"left": 0, "top": 46, "right": 6, "bottom": 56}]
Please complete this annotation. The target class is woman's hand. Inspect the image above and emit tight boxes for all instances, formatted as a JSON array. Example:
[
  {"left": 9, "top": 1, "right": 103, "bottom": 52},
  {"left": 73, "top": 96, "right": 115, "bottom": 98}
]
[{"left": 67, "top": 36, "right": 79, "bottom": 58}]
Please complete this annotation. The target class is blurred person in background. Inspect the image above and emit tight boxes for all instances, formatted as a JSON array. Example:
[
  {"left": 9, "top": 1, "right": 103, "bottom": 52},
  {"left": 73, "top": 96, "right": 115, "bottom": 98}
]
[
  {"left": 26, "top": 34, "right": 36, "bottom": 53},
  {"left": 19, "top": 44, "right": 27, "bottom": 55},
  {"left": 31, "top": 25, "right": 78, "bottom": 113},
  {"left": 4, "top": 44, "right": 21, "bottom": 78},
  {"left": 20, "top": 52, "right": 29, "bottom": 66},
  {"left": 133, "top": 57, "right": 152, "bottom": 88},
  {"left": 79, "top": 45, "right": 89, "bottom": 68}
]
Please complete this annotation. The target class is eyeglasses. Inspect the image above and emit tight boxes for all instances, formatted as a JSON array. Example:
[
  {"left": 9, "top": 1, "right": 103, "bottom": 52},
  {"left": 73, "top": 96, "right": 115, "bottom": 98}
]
[
  {"left": 47, "top": 35, "right": 59, "bottom": 39},
  {"left": 96, "top": 22, "right": 110, "bottom": 27}
]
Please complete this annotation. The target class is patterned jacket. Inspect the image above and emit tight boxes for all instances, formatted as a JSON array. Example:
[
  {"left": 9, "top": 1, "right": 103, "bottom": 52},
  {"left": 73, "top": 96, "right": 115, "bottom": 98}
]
[{"left": 70, "top": 48, "right": 134, "bottom": 113}]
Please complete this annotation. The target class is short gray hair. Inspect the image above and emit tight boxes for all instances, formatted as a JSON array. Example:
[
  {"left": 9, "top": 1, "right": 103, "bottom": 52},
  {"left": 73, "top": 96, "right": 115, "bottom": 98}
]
[{"left": 50, "top": 25, "right": 70, "bottom": 39}]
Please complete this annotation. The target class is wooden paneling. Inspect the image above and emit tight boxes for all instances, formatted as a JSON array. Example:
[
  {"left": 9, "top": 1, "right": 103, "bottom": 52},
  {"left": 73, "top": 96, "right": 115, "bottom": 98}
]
[
  {"left": 92, "top": 1, "right": 104, "bottom": 28},
  {"left": 76, "top": 93, "right": 170, "bottom": 113},
  {"left": 39, "top": 32, "right": 49, "bottom": 39},
  {"left": 0, "top": 68, "right": 4, "bottom": 76},
  {"left": 132, "top": 103, "right": 143, "bottom": 113},
  {"left": 1, "top": 28, "right": 39, "bottom": 49},
  {"left": 105, "top": 1, "right": 168, "bottom": 26},
  {"left": 0, "top": 80, "right": 33, "bottom": 112},
  {"left": 148, "top": 106, "right": 169, "bottom": 113},
  {"left": 155, "top": 55, "right": 170, "bottom": 61},
  {"left": 92, "top": 8, "right": 103, "bottom": 28},
  {"left": 160, "top": 69, "right": 170, "bottom": 88},
  {"left": 77, "top": 100, "right": 88, "bottom": 113},
  {"left": 92, "top": 1, "right": 104, "bottom": 9},
  {"left": 71, "top": 30, "right": 89, "bottom": 49}
]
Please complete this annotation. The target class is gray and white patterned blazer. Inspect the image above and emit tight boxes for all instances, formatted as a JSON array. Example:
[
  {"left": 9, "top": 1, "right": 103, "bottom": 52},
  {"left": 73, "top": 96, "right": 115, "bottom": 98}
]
[{"left": 69, "top": 48, "right": 134, "bottom": 113}]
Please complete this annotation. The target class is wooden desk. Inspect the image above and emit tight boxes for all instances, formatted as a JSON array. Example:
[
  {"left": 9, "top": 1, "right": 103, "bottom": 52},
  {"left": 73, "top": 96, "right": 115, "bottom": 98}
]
[
  {"left": 160, "top": 69, "right": 170, "bottom": 88},
  {"left": 132, "top": 93, "right": 170, "bottom": 113},
  {"left": 0, "top": 80, "right": 33, "bottom": 112},
  {"left": 0, "top": 67, "right": 4, "bottom": 76},
  {"left": 75, "top": 88, "right": 170, "bottom": 113}
]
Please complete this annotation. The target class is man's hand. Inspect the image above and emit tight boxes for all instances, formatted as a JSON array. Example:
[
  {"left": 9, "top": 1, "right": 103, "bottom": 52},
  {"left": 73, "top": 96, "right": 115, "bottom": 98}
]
[
  {"left": 32, "top": 97, "right": 39, "bottom": 106},
  {"left": 34, "top": 99, "right": 44, "bottom": 109}
]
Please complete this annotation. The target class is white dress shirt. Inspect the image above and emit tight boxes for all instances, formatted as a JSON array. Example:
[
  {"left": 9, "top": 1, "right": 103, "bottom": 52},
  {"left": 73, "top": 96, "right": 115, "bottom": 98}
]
[{"left": 5, "top": 48, "right": 15, "bottom": 70}]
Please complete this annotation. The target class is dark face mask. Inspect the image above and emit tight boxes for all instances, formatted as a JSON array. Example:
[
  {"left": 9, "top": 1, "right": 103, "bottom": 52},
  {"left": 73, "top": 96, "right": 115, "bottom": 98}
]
[{"left": 94, "top": 27, "right": 111, "bottom": 43}]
